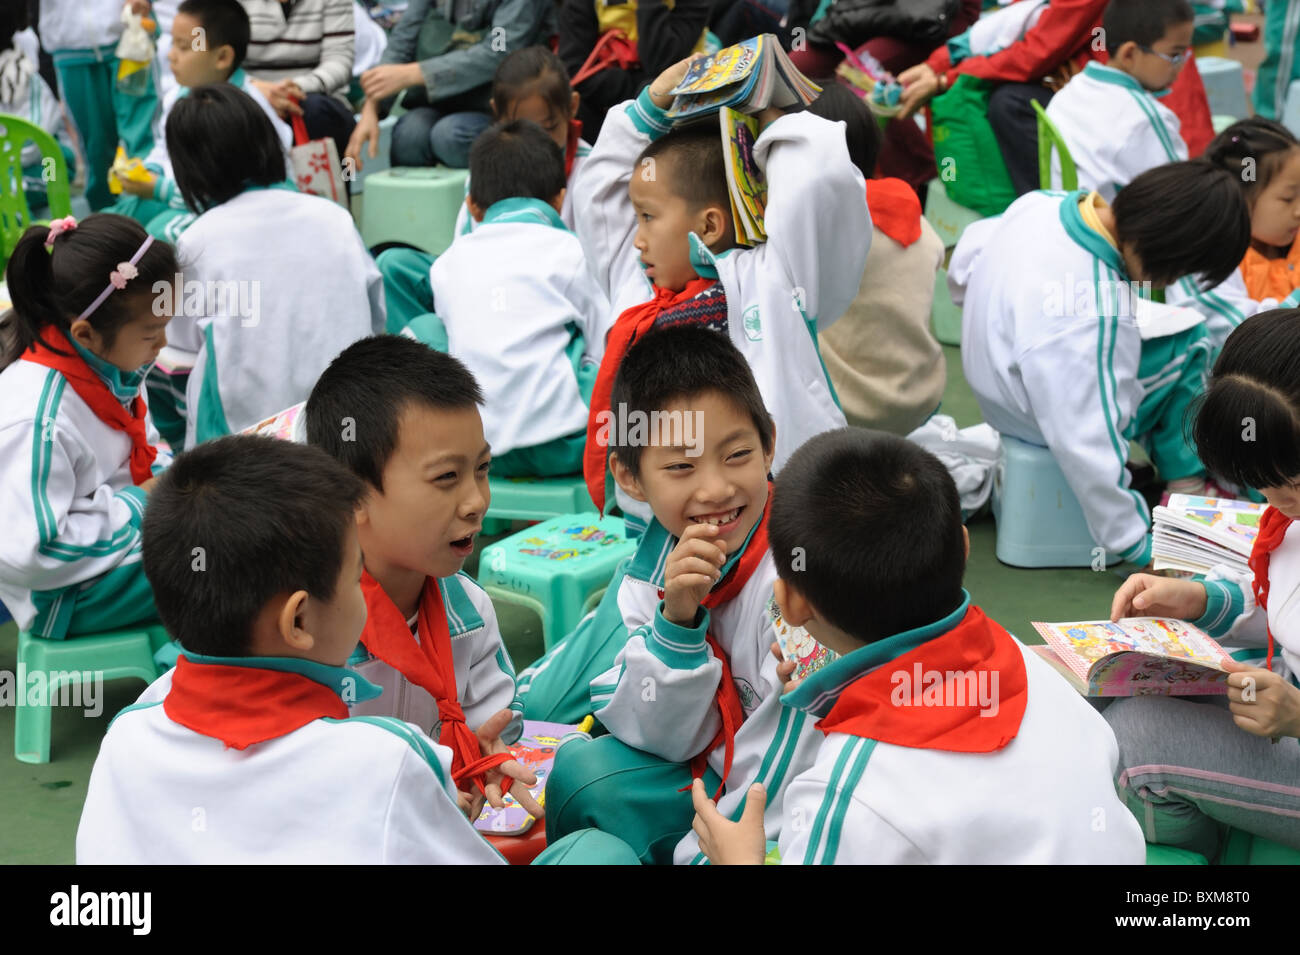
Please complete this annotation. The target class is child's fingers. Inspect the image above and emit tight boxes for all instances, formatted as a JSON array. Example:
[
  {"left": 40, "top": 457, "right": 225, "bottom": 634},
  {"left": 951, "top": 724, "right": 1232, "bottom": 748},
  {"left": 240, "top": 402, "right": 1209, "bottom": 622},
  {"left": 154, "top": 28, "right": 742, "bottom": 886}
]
[
  {"left": 1109, "top": 574, "right": 1152, "bottom": 621},
  {"left": 770, "top": 640, "right": 784, "bottom": 664},
  {"left": 671, "top": 556, "right": 725, "bottom": 583},
  {"left": 498, "top": 758, "right": 538, "bottom": 790},
  {"left": 506, "top": 779, "right": 545, "bottom": 819}
]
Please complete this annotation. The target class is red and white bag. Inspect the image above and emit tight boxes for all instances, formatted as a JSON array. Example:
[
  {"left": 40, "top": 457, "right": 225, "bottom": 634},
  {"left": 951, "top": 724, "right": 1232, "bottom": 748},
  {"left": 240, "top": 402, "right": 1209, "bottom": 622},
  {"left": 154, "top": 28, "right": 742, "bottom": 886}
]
[{"left": 290, "top": 112, "right": 346, "bottom": 207}]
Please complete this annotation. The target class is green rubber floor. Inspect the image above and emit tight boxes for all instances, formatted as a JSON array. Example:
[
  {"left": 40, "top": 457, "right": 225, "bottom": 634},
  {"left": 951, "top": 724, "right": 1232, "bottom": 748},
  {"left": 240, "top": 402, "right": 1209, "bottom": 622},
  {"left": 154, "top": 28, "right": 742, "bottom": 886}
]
[{"left": 0, "top": 344, "right": 1126, "bottom": 863}]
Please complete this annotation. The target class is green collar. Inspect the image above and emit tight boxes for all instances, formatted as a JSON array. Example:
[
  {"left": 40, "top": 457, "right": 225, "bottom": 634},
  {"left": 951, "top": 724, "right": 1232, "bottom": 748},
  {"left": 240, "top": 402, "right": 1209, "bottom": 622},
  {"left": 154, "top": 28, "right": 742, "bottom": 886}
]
[
  {"left": 179, "top": 649, "right": 384, "bottom": 704},
  {"left": 1057, "top": 189, "right": 1127, "bottom": 277},
  {"left": 480, "top": 197, "right": 568, "bottom": 231},
  {"left": 178, "top": 68, "right": 246, "bottom": 100},
  {"left": 68, "top": 334, "right": 148, "bottom": 403},
  {"left": 1082, "top": 59, "right": 1172, "bottom": 99},
  {"left": 782, "top": 591, "right": 972, "bottom": 719}
]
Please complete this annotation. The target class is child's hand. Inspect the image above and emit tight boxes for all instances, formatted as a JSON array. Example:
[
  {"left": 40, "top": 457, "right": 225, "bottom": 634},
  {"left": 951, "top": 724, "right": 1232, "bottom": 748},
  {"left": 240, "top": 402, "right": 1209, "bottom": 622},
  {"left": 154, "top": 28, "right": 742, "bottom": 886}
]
[
  {"left": 647, "top": 53, "right": 706, "bottom": 110},
  {"left": 1110, "top": 573, "right": 1207, "bottom": 622},
  {"left": 756, "top": 106, "right": 785, "bottom": 130},
  {"left": 897, "top": 63, "right": 940, "bottom": 119},
  {"left": 663, "top": 522, "right": 727, "bottom": 626},
  {"left": 769, "top": 641, "right": 800, "bottom": 695},
  {"left": 118, "top": 171, "right": 155, "bottom": 198},
  {"left": 1224, "top": 660, "right": 1300, "bottom": 740},
  {"left": 457, "top": 787, "right": 485, "bottom": 822},
  {"left": 691, "top": 779, "right": 767, "bottom": 865},
  {"left": 473, "top": 709, "right": 543, "bottom": 819}
]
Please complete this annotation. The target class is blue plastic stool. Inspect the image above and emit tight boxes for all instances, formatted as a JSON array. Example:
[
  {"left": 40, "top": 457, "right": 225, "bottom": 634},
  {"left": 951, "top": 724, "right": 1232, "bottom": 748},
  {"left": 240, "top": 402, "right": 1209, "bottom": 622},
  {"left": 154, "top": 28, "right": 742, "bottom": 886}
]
[
  {"left": 360, "top": 166, "right": 468, "bottom": 254},
  {"left": 14, "top": 624, "right": 169, "bottom": 764},
  {"left": 350, "top": 114, "right": 397, "bottom": 195},
  {"left": 1282, "top": 79, "right": 1300, "bottom": 139},
  {"left": 478, "top": 513, "right": 635, "bottom": 650},
  {"left": 923, "top": 176, "right": 984, "bottom": 249},
  {"left": 992, "top": 433, "right": 1112, "bottom": 568},
  {"left": 1197, "top": 57, "right": 1249, "bottom": 121}
]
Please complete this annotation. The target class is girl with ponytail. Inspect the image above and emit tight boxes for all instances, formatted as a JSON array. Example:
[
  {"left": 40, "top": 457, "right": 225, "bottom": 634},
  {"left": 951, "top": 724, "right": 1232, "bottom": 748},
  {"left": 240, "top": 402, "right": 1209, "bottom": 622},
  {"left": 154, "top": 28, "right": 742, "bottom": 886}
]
[{"left": 0, "top": 213, "right": 179, "bottom": 640}]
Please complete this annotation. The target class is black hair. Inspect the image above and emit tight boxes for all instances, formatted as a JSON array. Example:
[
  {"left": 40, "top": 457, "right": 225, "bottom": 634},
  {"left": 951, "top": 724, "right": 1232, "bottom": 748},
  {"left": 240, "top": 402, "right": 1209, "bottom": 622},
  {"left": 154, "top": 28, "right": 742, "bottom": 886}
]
[
  {"left": 1193, "top": 309, "right": 1300, "bottom": 491},
  {"left": 142, "top": 435, "right": 365, "bottom": 657},
  {"left": 637, "top": 123, "right": 731, "bottom": 218},
  {"left": 492, "top": 45, "right": 572, "bottom": 118},
  {"left": 177, "top": 0, "right": 250, "bottom": 69},
  {"left": 1202, "top": 116, "right": 1300, "bottom": 208},
  {"left": 804, "top": 83, "right": 882, "bottom": 179},
  {"left": 468, "top": 118, "right": 566, "bottom": 209},
  {"left": 305, "top": 335, "right": 484, "bottom": 491},
  {"left": 607, "top": 325, "right": 773, "bottom": 478},
  {"left": 770, "top": 429, "right": 967, "bottom": 644},
  {"left": 166, "top": 83, "right": 286, "bottom": 214},
  {"left": 0, "top": 4, "right": 29, "bottom": 45},
  {"left": 1102, "top": 0, "right": 1194, "bottom": 56},
  {"left": 1111, "top": 159, "right": 1250, "bottom": 289},
  {"left": 5, "top": 213, "right": 178, "bottom": 357}
]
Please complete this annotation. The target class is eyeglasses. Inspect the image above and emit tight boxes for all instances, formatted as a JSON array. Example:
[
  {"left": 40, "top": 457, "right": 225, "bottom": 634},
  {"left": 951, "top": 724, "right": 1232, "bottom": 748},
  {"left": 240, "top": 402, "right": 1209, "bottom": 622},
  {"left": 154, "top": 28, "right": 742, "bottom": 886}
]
[{"left": 1138, "top": 45, "right": 1191, "bottom": 66}]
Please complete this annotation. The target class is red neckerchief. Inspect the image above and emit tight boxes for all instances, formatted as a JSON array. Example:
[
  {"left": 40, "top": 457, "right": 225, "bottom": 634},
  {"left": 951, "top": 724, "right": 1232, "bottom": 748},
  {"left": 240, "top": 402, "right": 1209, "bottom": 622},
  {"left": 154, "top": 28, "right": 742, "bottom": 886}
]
[
  {"left": 359, "top": 572, "right": 511, "bottom": 793},
  {"left": 565, "top": 119, "right": 583, "bottom": 178},
  {"left": 22, "top": 325, "right": 157, "bottom": 484},
  {"left": 163, "top": 654, "right": 348, "bottom": 750},
  {"left": 817, "top": 605, "right": 1028, "bottom": 752},
  {"left": 671, "top": 488, "right": 773, "bottom": 802},
  {"left": 1248, "top": 505, "right": 1294, "bottom": 672},
  {"left": 583, "top": 276, "right": 718, "bottom": 512},
  {"left": 864, "top": 178, "right": 923, "bottom": 248}
]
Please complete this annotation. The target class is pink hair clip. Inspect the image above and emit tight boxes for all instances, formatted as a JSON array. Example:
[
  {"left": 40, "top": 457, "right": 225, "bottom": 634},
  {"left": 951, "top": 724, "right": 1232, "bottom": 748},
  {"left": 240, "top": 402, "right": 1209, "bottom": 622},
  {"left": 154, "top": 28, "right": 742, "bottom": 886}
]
[
  {"left": 109, "top": 261, "right": 139, "bottom": 290},
  {"left": 44, "top": 216, "right": 77, "bottom": 251}
]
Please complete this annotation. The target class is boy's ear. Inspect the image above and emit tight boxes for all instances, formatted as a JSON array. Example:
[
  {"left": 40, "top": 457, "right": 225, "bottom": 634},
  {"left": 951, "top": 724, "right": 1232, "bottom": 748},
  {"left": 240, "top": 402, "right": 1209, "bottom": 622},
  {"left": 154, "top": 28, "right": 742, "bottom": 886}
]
[
  {"left": 569, "top": 90, "right": 580, "bottom": 119},
  {"left": 1112, "top": 40, "right": 1140, "bottom": 66},
  {"left": 698, "top": 204, "right": 730, "bottom": 247},
  {"left": 550, "top": 186, "right": 567, "bottom": 215},
  {"left": 215, "top": 43, "right": 236, "bottom": 74},
  {"left": 609, "top": 451, "right": 647, "bottom": 502},
  {"left": 276, "top": 589, "right": 316, "bottom": 652},
  {"left": 467, "top": 195, "right": 487, "bottom": 222},
  {"left": 962, "top": 524, "right": 970, "bottom": 563},
  {"left": 774, "top": 577, "right": 814, "bottom": 629},
  {"left": 763, "top": 421, "right": 776, "bottom": 474}
]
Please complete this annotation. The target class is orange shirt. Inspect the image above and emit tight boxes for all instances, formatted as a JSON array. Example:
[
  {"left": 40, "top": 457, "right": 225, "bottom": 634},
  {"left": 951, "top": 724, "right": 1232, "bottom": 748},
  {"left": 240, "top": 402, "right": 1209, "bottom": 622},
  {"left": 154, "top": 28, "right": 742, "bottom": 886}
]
[{"left": 1240, "top": 233, "right": 1300, "bottom": 302}]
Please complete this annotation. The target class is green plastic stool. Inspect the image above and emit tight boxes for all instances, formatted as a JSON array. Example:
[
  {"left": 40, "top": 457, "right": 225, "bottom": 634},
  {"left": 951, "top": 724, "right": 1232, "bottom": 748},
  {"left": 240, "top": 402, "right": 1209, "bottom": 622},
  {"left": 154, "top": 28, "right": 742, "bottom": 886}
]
[
  {"left": 923, "top": 176, "right": 985, "bottom": 249},
  {"left": 0, "top": 114, "right": 73, "bottom": 269},
  {"left": 1146, "top": 843, "right": 1209, "bottom": 865},
  {"left": 485, "top": 474, "right": 597, "bottom": 536},
  {"left": 1032, "top": 99, "right": 1078, "bottom": 192},
  {"left": 14, "top": 623, "right": 169, "bottom": 764},
  {"left": 478, "top": 513, "right": 635, "bottom": 650},
  {"left": 931, "top": 266, "right": 962, "bottom": 346},
  {"left": 1219, "top": 828, "right": 1300, "bottom": 865},
  {"left": 360, "top": 165, "right": 468, "bottom": 255}
]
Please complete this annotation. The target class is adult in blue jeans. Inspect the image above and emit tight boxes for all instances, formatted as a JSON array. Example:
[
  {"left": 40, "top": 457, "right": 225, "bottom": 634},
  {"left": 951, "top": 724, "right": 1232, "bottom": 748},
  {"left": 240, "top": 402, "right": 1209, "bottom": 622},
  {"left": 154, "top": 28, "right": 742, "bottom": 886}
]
[{"left": 346, "top": 0, "right": 555, "bottom": 170}]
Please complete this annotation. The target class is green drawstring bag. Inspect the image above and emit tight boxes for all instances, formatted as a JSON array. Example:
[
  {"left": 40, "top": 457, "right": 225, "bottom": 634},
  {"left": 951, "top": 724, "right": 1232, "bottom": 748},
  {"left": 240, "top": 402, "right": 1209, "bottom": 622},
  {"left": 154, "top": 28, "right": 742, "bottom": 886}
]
[{"left": 929, "top": 74, "right": 1018, "bottom": 218}]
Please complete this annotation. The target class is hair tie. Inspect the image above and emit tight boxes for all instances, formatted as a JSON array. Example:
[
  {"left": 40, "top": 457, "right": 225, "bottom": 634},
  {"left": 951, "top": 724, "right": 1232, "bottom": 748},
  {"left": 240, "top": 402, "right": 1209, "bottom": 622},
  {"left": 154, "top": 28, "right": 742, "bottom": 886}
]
[
  {"left": 44, "top": 216, "right": 77, "bottom": 251},
  {"left": 1231, "top": 135, "right": 1240, "bottom": 143},
  {"left": 77, "top": 236, "right": 155, "bottom": 322}
]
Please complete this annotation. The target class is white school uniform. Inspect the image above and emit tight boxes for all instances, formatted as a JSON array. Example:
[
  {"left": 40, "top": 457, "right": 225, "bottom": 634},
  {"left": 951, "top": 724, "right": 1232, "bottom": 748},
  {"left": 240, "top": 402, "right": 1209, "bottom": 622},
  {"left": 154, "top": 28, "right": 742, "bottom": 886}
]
[
  {"left": 777, "top": 596, "right": 1147, "bottom": 864},
  {"left": 571, "top": 89, "right": 870, "bottom": 474},
  {"left": 346, "top": 572, "right": 526, "bottom": 743},
  {"left": 0, "top": 43, "right": 64, "bottom": 167},
  {"left": 588, "top": 518, "right": 823, "bottom": 866},
  {"left": 1046, "top": 61, "right": 1187, "bottom": 202},
  {"left": 36, "top": 0, "right": 124, "bottom": 53},
  {"left": 452, "top": 140, "right": 593, "bottom": 239},
  {"left": 430, "top": 198, "right": 609, "bottom": 455},
  {"left": 0, "top": 358, "right": 168, "bottom": 634},
  {"left": 951, "top": 189, "right": 1204, "bottom": 565},
  {"left": 1165, "top": 268, "right": 1277, "bottom": 354},
  {"left": 170, "top": 186, "right": 385, "bottom": 445},
  {"left": 77, "top": 657, "right": 505, "bottom": 864}
]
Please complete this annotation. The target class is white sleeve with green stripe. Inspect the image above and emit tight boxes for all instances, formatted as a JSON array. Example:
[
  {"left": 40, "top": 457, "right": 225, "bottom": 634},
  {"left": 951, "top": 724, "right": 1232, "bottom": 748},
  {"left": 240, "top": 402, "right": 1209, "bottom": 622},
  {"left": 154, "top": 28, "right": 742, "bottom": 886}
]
[
  {"left": 590, "top": 602, "right": 724, "bottom": 764},
  {"left": 0, "top": 399, "right": 147, "bottom": 596},
  {"left": 458, "top": 581, "right": 525, "bottom": 744},
  {"left": 1166, "top": 270, "right": 1272, "bottom": 353}
]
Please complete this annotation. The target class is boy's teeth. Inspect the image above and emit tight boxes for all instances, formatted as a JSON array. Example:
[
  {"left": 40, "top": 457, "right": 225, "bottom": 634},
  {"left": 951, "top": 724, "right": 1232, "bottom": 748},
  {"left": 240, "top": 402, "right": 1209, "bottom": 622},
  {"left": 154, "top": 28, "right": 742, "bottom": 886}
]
[{"left": 695, "top": 507, "right": 739, "bottom": 526}]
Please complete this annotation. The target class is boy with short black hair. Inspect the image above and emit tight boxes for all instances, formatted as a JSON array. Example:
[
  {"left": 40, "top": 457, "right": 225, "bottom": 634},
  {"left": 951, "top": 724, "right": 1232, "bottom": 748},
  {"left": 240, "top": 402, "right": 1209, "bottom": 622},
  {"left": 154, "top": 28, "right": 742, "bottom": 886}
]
[
  {"left": 1046, "top": 0, "right": 1195, "bottom": 200},
  {"left": 424, "top": 119, "right": 609, "bottom": 477},
  {"left": 76, "top": 436, "right": 509, "bottom": 863},
  {"left": 538, "top": 325, "right": 823, "bottom": 865},
  {"left": 692, "top": 428, "right": 1148, "bottom": 864},
  {"left": 573, "top": 55, "right": 870, "bottom": 522},
  {"left": 114, "top": 0, "right": 291, "bottom": 239},
  {"left": 305, "top": 335, "right": 539, "bottom": 819},
  {"left": 952, "top": 159, "right": 1250, "bottom": 567}
]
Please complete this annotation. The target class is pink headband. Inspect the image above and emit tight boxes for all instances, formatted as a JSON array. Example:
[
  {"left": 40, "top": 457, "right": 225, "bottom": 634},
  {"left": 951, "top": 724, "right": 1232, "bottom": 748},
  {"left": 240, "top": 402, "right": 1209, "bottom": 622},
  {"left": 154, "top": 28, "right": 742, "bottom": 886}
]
[
  {"left": 77, "top": 236, "right": 155, "bottom": 322},
  {"left": 44, "top": 216, "right": 77, "bottom": 251}
]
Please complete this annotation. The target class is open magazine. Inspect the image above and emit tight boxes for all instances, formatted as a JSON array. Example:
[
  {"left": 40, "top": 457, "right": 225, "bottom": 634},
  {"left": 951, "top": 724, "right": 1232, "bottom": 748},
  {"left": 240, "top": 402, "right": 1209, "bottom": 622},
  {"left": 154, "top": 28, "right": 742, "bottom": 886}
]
[
  {"left": 770, "top": 594, "right": 836, "bottom": 681},
  {"left": 240, "top": 400, "right": 306, "bottom": 442},
  {"left": 1030, "top": 617, "right": 1233, "bottom": 697},
  {"left": 1152, "top": 494, "right": 1263, "bottom": 576}
]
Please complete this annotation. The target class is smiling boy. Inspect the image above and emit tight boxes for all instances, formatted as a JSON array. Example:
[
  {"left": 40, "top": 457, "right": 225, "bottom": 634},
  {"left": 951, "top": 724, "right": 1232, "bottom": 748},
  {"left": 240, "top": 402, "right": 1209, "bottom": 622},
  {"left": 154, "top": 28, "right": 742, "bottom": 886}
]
[
  {"left": 305, "top": 335, "right": 539, "bottom": 820},
  {"left": 539, "top": 326, "right": 822, "bottom": 864}
]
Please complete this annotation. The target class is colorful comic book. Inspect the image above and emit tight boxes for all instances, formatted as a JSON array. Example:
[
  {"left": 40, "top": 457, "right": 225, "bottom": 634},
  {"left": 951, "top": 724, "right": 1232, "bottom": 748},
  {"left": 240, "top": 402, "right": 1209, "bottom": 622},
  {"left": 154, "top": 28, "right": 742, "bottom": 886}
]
[
  {"left": 1152, "top": 494, "right": 1264, "bottom": 576},
  {"left": 720, "top": 107, "right": 766, "bottom": 246},
  {"left": 473, "top": 720, "right": 585, "bottom": 836},
  {"left": 769, "top": 594, "right": 837, "bottom": 681},
  {"left": 667, "top": 34, "right": 820, "bottom": 122},
  {"left": 241, "top": 400, "right": 306, "bottom": 442},
  {"left": 1030, "top": 617, "right": 1233, "bottom": 697}
]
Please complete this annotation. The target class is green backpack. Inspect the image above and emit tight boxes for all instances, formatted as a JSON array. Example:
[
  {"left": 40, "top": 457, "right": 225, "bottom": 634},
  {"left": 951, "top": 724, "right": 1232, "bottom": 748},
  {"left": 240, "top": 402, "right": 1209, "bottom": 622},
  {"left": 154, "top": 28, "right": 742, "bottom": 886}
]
[{"left": 929, "top": 74, "right": 1018, "bottom": 218}]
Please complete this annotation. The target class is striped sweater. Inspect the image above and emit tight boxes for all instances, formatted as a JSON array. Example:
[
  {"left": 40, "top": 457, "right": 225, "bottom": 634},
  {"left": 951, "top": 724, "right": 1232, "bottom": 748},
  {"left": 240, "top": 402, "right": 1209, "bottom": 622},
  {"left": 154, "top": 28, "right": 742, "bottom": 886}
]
[{"left": 239, "top": 0, "right": 355, "bottom": 97}]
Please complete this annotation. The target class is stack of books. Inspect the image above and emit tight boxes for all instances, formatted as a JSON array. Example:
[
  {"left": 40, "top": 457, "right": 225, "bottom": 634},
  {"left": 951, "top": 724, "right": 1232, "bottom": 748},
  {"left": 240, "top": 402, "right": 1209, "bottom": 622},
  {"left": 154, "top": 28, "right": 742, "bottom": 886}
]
[{"left": 1151, "top": 494, "right": 1263, "bottom": 576}]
